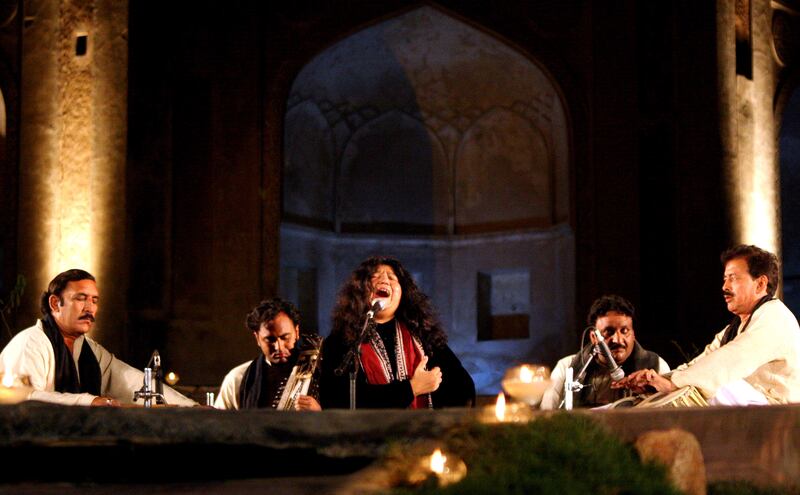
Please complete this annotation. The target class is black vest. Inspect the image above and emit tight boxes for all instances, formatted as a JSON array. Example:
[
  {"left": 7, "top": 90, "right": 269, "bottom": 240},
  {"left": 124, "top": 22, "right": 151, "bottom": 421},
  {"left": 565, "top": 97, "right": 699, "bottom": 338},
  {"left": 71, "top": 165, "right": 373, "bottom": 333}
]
[{"left": 568, "top": 341, "right": 661, "bottom": 408}]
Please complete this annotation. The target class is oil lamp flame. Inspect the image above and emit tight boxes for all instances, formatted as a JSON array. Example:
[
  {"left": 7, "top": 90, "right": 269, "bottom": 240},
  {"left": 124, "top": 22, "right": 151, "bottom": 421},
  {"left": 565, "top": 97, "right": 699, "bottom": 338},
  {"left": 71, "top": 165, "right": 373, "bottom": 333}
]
[
  {"left": 495, "top": 392, "right": 506, "bottom": 421},
  {"left": 2, "top": 370, "right": 14, "bottom": 388},
  {"left": 430, "top": 448, "right": 446, "bottom": 474},
  {"left": 165, "top": 371, "right": 179, "bottom": 385},
  {"left": 519, "top": 365, "right": 533, "bottom": 383}
]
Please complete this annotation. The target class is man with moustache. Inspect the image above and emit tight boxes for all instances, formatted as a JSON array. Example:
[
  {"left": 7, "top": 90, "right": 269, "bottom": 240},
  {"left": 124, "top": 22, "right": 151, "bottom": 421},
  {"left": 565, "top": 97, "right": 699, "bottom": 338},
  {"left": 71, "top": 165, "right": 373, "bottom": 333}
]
[
  {"left": 541, "top": 295, "right": 669, "bottom": 409},
  {"left": 0, "top": 269, "right": 197, "bottom": 406},
  {"left": 614, "top": 245, "right": 800, "bottom": 405},
  {"left": 214, "top": 298, "right": 321, "bottom": 410}
]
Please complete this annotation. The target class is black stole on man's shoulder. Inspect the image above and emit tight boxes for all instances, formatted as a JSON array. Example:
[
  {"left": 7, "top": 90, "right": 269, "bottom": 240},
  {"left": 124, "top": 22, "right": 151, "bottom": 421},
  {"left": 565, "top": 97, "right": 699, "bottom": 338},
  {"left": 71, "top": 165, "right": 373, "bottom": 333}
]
[
  {"left": 238, "top": 352, "right": 297, "bottom": 410},
  {"left": 720, "top": 295, "right": 772, "bottom": 346},
  {"left": 40, "top": 314, "right": 101, "bottom": 395}
]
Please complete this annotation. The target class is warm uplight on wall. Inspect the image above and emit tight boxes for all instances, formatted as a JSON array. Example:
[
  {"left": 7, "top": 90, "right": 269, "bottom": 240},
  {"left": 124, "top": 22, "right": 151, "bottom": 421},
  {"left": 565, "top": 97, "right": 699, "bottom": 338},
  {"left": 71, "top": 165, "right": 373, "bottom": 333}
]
[
  {"left": 0, "top": 87, "right": 6, "bottom": 139},
  {"left": 42, "top": 22, "right": 101, "bottom": 282},
  {"left": 731, "top": 73, "right": 779, "bottom": 256},
  {"left": 20, "top": 0, "right": 127, "bottom": 346},
  {"left": 738, "top": 156, "right": 778, "bottom": 255}
]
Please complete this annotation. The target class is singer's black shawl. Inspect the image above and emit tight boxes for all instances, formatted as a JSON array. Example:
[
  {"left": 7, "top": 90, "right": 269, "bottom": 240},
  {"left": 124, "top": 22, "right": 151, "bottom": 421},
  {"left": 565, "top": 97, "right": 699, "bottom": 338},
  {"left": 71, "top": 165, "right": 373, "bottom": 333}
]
[{"left": 320, "top": 319, "right": 475, "bottom": 409}]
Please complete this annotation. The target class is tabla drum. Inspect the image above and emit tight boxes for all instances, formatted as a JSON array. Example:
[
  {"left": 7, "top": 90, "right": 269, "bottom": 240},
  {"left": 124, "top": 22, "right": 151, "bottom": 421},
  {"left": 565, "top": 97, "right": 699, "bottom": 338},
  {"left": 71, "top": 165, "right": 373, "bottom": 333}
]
[
  {"left": 602, "top": 395, "right": 645, "bottom": 409},
  {"left": 634, "top": 385, "right": 708, "bottom": 408}
]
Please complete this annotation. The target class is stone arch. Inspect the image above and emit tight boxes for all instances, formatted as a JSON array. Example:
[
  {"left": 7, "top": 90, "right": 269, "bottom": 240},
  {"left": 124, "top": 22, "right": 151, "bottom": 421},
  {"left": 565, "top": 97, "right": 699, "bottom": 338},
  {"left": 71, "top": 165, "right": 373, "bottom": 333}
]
[
  {"left": 337, "top": 110, "right": 450, "bottom": 231},
  {"left": 455, "top": 107, "right": 553, "bottom": 232},
  {"left": 280, "top": 5, "right": 574, "bottom": 393},
  {"left": 283, "top": 100, "right": 337, "bottom": 229}
]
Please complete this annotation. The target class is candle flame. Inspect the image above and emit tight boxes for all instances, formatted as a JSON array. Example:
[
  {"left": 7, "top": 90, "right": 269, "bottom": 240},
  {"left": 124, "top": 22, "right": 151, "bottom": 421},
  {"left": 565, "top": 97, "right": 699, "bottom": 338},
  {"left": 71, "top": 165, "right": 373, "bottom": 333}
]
[
  {"left": 430, "top": 448, "right": 446, "bottom": 474},
  {"left": 165, "top": 371, "right": 179, "bottom": 385},
  {"left": 2, "top": 370, "right": 14, "bottom": 388},
  {"left": 495, "top": 392, "right": 506, "bottom": 421},
  {"left": 520, "top": 365, "right": 533, "bottom": 383}
]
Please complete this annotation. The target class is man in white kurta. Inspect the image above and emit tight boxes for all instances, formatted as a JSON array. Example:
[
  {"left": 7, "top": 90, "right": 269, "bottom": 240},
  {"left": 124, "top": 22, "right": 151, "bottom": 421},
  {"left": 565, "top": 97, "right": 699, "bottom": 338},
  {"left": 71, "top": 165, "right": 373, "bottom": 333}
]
[
  {"left": 1, "top": 320, "right": 196, "bottom": 406},
  {"left": 667, "top": 297, "right": 800, "bottom": 404},
  {"left": 0, "top": 269, "right": 196, "bottom": 407},
  {"left": 616, "top": 245, "right": 800, "bottom": 405},
  {"left": 215, "top": 361, "right": 253, "bottom": 410}
]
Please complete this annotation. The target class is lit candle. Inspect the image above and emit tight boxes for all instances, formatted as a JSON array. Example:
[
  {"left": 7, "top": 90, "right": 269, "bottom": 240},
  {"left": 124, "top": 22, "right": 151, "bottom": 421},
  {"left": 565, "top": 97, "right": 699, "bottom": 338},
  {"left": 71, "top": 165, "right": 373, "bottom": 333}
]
[
  {"left": 0, "top": 370, "right": 32, "bottom": 404},
  {"left": 426, "top": 448, "right": 467, "bottom": 486},
  {"left": 520, "top": 365, "right": 533, "bottom": 383},
  {"left": 1, "top": 371, "right": 13, "bottom": 388},
  {"left": 501, "top": 364, "right": 551, "bottom": 407},
  {"left": 430, "top": 448, "right": 446, "bottom": 474},
  {"left": 165, "top": 371, "right": 179, "bottom": 385},
  {"left": 495, "top": 392, "right": 506, "bottom": 422}
]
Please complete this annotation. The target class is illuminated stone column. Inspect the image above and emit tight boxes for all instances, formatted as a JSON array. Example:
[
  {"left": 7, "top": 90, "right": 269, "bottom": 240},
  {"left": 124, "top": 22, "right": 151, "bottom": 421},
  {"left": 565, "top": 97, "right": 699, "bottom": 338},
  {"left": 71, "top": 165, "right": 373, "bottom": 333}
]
[
  {"left": 720, "top": 0, "right": 781, "bottom": 255},
  {"left": 18, "top": 0, "right": 127, "bottom": 349}
]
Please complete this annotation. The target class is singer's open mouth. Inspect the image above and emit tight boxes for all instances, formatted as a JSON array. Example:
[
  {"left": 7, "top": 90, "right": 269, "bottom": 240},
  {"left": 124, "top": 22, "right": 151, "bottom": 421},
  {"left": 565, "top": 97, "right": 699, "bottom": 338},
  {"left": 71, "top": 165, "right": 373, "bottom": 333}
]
[{"left": 374, "top": 287, "right": 390, "bottom": 298}]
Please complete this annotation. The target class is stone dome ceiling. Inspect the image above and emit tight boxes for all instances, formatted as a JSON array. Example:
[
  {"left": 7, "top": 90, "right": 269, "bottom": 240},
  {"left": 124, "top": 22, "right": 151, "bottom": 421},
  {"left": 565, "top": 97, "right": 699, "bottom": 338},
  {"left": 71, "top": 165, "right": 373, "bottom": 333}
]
[{"left": 284, "top": 6, "right": 569, "bottom": 234}]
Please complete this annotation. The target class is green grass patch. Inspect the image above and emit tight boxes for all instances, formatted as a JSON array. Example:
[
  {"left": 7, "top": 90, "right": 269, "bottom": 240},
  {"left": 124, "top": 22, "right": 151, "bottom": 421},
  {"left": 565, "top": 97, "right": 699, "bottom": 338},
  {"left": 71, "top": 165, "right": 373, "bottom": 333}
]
[{"left": 390, "top": 413, "right": 680, "bottom": 495}]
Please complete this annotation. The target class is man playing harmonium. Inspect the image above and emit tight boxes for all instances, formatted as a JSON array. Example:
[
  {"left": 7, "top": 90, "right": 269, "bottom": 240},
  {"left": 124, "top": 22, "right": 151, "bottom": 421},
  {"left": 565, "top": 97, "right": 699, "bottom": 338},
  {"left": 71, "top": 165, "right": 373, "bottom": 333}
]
[
  {"left": 541, "top": 294, "right": 669, "bottom": 409},
  {"left": 214, "top": 297, "right": 322, "bottom": 410},
  {"left": 0, "top": 269, "right": 196, "bottom": 406},
  {"left": 613, "top": 245, "right": 800, "bottom": 405}
]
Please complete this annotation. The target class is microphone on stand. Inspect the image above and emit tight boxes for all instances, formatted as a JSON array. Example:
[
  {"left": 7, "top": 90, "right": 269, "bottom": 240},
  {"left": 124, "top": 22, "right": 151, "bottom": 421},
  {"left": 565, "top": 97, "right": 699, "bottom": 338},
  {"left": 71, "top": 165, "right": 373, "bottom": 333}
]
[
  {"left": 150, "top": 350, "right": 165, "bottom": 403},
  {"left": 334, "top": 299, "right": 387, "bottom": 378},
  {"left": 592, "top": 328, "right": 625, "bottom": 382},
  {"left": 366, "top": 299, "right": 385, "bottom": 319}
]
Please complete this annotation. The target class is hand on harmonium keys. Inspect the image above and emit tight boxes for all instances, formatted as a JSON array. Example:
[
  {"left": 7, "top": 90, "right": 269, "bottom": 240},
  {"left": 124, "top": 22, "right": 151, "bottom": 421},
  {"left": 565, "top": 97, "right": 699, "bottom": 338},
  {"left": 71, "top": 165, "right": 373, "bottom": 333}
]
[{"left": 611, "top": 369, "right": 677, "bottom": 394}]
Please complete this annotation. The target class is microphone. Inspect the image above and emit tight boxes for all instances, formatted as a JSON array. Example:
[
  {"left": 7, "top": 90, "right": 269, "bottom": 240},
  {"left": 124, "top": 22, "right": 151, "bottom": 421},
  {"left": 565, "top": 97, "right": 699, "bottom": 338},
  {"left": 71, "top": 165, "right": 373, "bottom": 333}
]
[
  {"left": 150, "top": 350, "right": 161, "bottom": 369},
  {"left": 592, "top": 328, "right": 625, "bottom": 382},
  {"left": 366, "top": 299, "right": 385, "bottom": 319}
]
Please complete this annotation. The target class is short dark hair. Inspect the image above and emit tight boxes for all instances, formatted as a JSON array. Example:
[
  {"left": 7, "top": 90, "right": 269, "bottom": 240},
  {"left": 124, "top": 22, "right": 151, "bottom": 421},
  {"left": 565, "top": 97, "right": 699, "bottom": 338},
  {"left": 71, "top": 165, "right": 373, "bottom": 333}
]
[
  {"left": 245, "top": 298, "right": 301, "bottom": 333},
  {"left": 40, "top": 269, "right": 96, "bottom": 316},
  {"left": 720, "top": 244, "right": 780, "bottom": 297},
  {"left": 586, "top": 294, "right": 635, "bottom": 327}
]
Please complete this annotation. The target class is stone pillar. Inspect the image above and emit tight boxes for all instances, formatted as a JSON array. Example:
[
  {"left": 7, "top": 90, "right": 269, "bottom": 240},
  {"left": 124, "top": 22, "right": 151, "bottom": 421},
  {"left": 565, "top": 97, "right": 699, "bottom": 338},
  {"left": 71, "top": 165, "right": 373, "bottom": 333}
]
[
  {"left": 18, "top": 0, "right": 128, "bottom": 351},
  {"left": 719, "top": 0, "right": 781, "bottom": 256}
]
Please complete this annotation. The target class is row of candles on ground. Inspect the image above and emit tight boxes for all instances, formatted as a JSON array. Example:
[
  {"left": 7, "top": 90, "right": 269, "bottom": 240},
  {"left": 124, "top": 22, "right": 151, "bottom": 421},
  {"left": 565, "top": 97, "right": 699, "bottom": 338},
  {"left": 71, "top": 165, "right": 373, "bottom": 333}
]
[{"left": 423, "top": 364, "right": 552, "bottom": 486}]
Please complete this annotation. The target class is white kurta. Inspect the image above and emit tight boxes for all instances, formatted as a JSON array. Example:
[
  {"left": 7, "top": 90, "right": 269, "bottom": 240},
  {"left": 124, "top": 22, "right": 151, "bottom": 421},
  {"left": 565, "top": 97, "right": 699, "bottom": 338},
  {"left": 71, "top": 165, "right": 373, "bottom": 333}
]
[
  {"left": 671, "top": 298, "right": 800, "bottom": 403},
  {"left": 540, "top": 351, "right": 670, "bottom": 410},
  {"left": 213, "top": 360, "right": 254, "bottom": 410},
  {"left": 0, "top": 320, "right": 197, "bottom": 407}
]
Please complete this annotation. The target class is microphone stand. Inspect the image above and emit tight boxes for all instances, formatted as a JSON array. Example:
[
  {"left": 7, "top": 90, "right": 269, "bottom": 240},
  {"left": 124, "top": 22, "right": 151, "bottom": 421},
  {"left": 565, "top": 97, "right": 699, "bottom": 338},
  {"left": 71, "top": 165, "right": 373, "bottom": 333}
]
[
  {"left": 560, "top": 345, "right": 600, "bottom": 410},
  {"left": 335, "top": 309, "right": 378, "bottom": 410},
  {"left": 151, "top": 350, "right": 165, "bottom": 404},
  {"left": 133, "top": 350, "right": 168, "bottom": 408}
]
